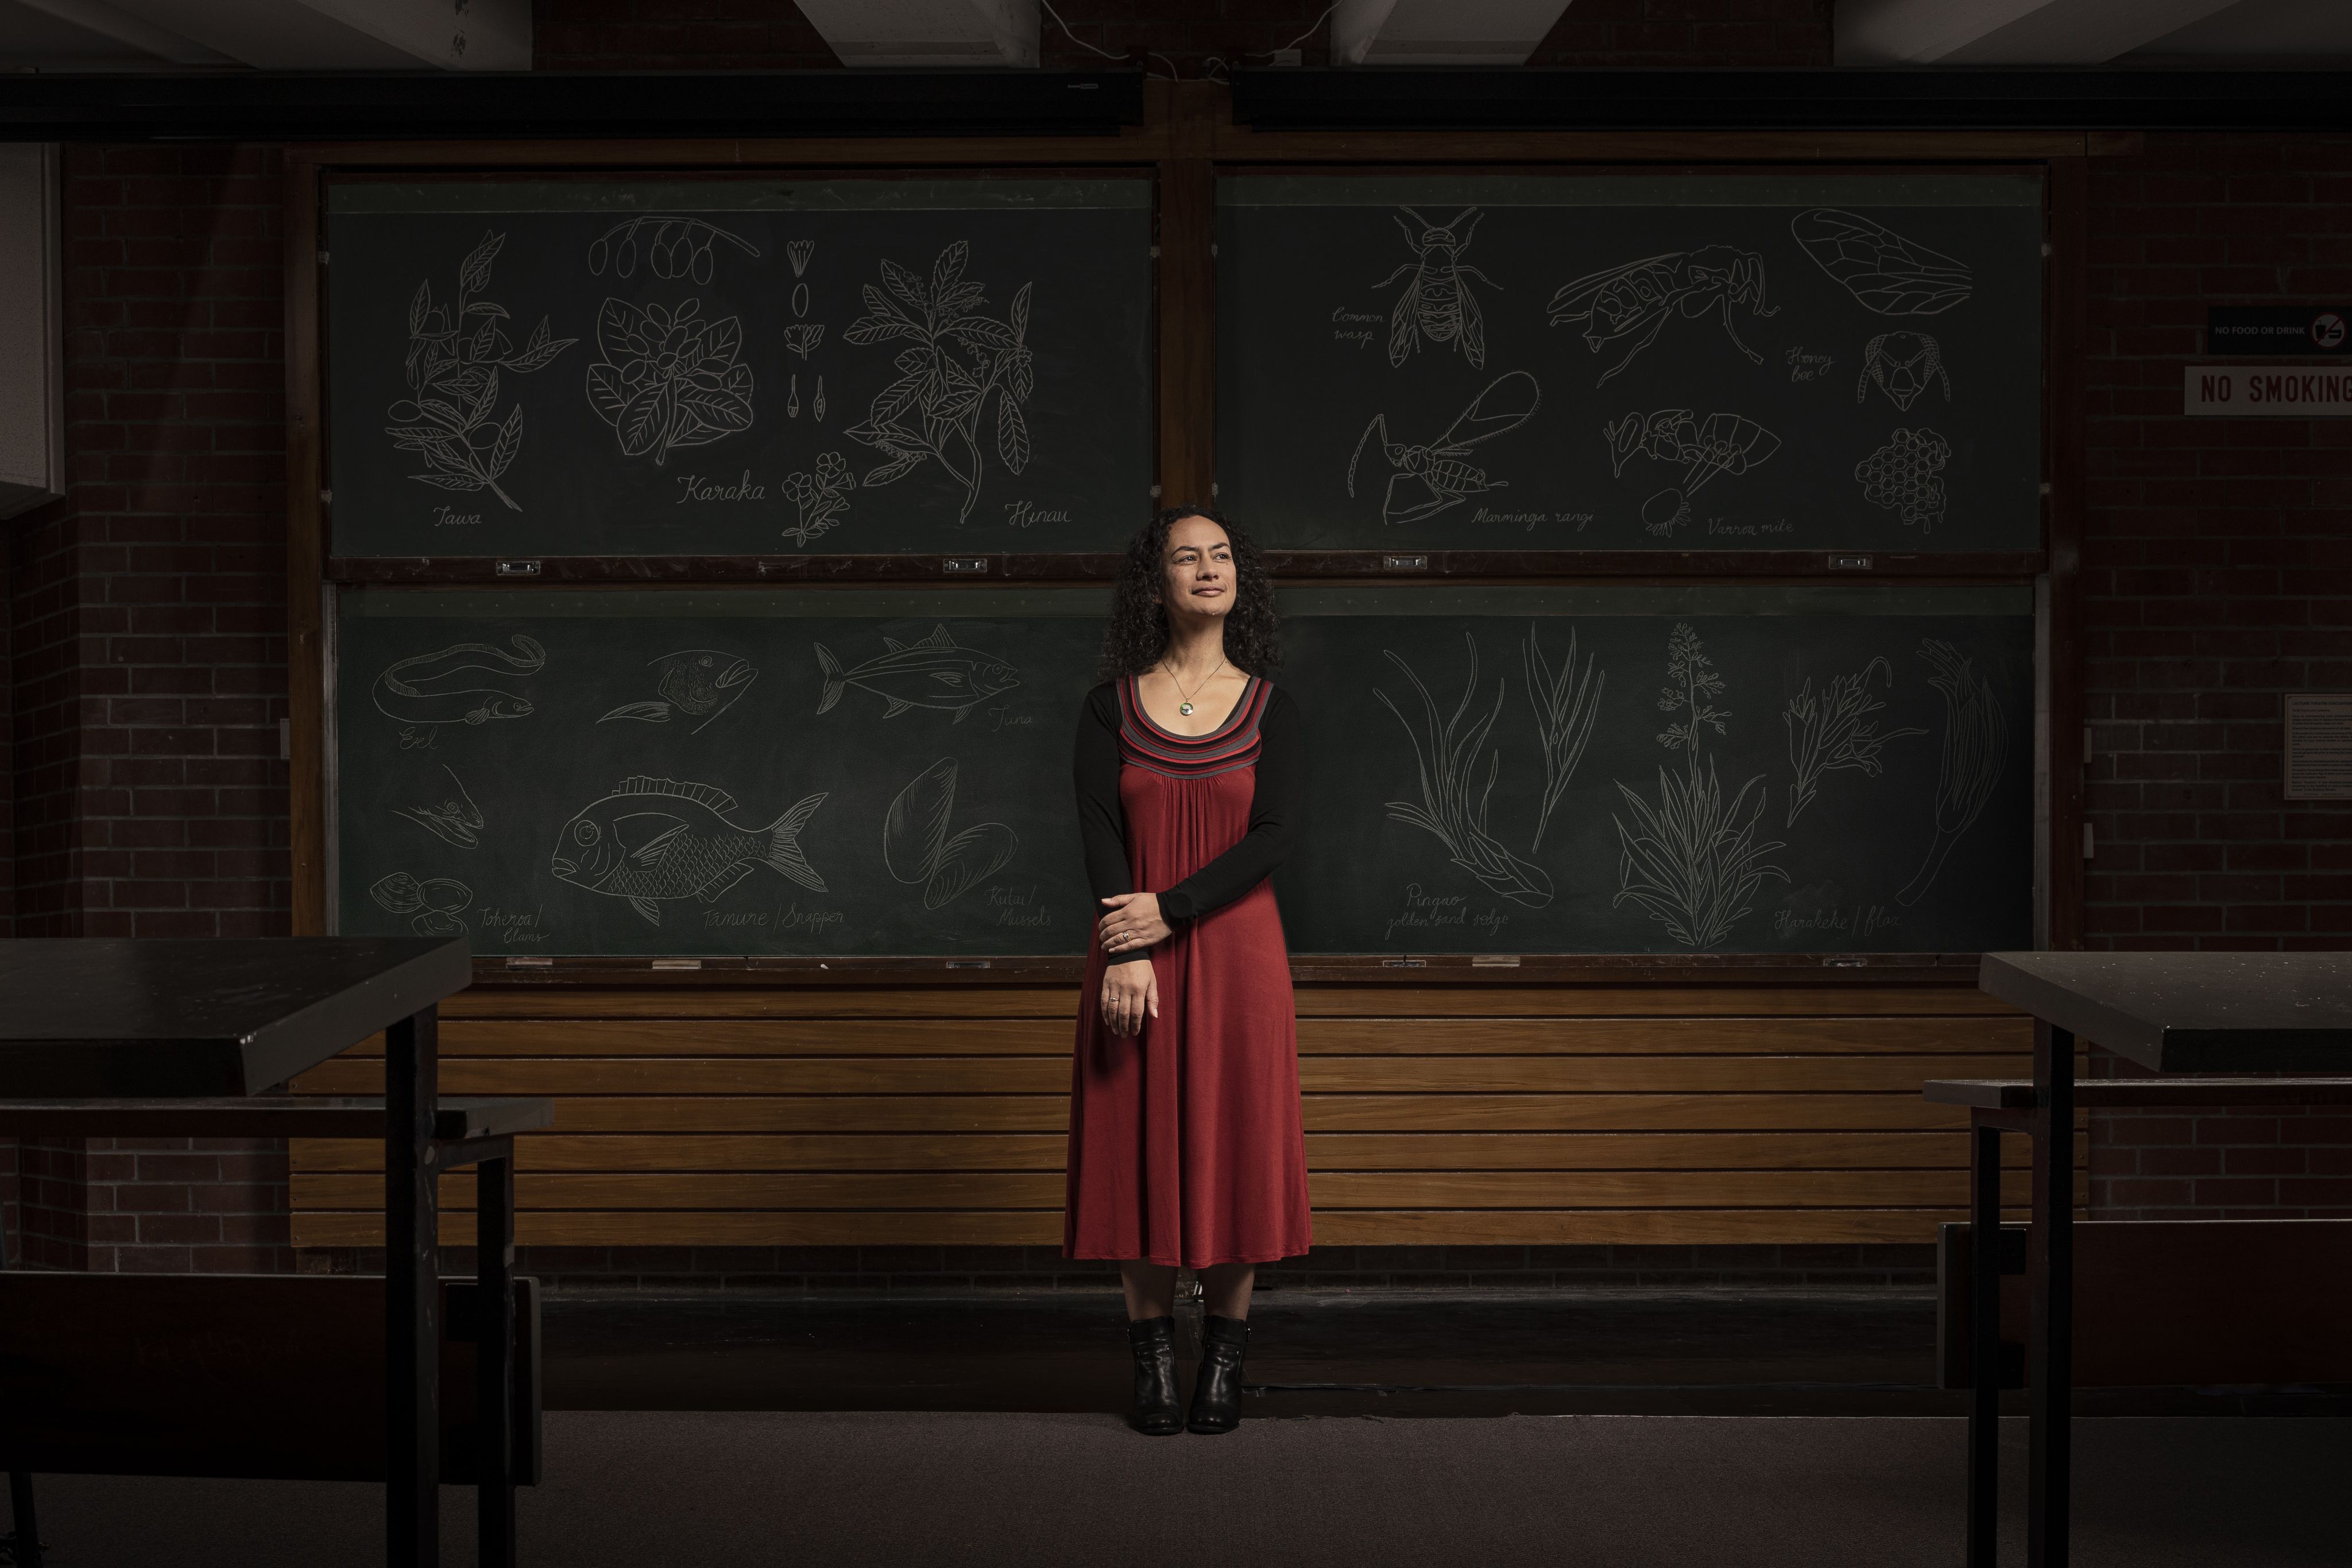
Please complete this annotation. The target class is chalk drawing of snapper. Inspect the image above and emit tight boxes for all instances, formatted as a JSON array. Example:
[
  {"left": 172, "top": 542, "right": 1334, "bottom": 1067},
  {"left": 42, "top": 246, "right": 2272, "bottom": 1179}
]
[
  {"left": 813, "top": 626, "right": 1018, "bottom": 721},
  {"left": 552, "top": 775, "right": 827, "bottom": 927}
]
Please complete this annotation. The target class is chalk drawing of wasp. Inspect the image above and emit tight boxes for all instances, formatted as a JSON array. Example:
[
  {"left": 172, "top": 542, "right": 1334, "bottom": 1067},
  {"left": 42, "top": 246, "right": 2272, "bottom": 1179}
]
[
  {"left": 1604, "top": 409, "right": 1781, "bottom": 493},
  {"left": 1548, "top": 246, "right": 1777, "bottom": 388},
  {"left": 1347, "top": 371, "right": 1542, "bottom": 526},
  {"left": 1371, "top": 207, "right": 1502, "bottom": 369}
]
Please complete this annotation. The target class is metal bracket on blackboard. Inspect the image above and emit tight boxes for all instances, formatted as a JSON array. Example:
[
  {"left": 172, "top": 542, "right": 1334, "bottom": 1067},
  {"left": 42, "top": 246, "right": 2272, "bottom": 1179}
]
[
  {"left": 1383, "top": 554, "right": 1429, "bottom": 572},
  {"left": 1828, "top": 555, "right": 1871, "bottom": 571},
  {"left": 943, "top": 557, "right": 990, "bottom": 575},
  {"left": 497, "top": 560, "right": 542, "bottom": 577}
]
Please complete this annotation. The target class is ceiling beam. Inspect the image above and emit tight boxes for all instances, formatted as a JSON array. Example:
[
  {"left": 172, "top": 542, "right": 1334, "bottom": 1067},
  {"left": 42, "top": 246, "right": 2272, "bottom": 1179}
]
[
  {"left": 796, "top": 1, "right": 1038, "bottom": 68},
  {"left": 1838, "top": 0, "right": 2245, "bottom": 64},
  {"left": 1333, "top": 0, "right": 1573, "bottom": 66}
]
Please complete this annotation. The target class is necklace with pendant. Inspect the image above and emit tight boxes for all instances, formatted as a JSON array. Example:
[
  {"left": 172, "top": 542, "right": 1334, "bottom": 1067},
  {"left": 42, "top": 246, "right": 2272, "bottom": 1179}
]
[{"left": 1163, "top": 656, "right": 1227, "bottom": 718}]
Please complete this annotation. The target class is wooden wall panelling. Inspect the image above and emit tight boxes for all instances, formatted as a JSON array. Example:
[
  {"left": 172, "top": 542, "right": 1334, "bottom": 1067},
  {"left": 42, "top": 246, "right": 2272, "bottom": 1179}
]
[{"left": 289, "top": 986, "right": 2088, "bottom": 1250}]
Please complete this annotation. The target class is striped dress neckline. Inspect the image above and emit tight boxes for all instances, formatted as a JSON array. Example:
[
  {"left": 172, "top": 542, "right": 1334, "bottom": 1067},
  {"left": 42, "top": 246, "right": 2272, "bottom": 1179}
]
[{"left": 1117, "top": 674, "right": 1269, "bottom": 779}]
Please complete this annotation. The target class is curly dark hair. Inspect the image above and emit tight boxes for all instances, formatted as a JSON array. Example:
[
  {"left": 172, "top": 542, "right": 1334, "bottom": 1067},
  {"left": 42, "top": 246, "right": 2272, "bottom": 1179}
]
[{"left": 1096, "top": 505, "right": 1282, "bottom": 682}]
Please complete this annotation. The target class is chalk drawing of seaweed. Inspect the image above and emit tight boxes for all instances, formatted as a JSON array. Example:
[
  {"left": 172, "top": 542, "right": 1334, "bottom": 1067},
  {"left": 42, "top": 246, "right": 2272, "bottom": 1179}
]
[
  {"left": 1783, "top": 656, "right": 1927, "bottom": 826},
  {"left": 1523, "top": 622, "right": 1603, "bottom": 855},
  {"left": 586, "top": 216, "right": 759, "bottom": 284},
  {"left": 841, "top": 241, "right": 1034, "bottom": 524},
  {"left": 1612, "top": 624, "right": 1787, "bottom": 948},
  {"left": 386, "top": 231, "right": 576, "bottom": 511},
  {"left": 1898, "top": 640, "right": 2007, "bottom": 908},
  {"left": 1374, "top": 637, "right": 1553, "bottom": 909}
]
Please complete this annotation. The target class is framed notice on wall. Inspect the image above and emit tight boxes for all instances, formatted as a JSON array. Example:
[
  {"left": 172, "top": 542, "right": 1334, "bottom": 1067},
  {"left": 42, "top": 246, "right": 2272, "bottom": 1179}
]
[{"left": 2284, "top": 694, "right": 2352, "bottom": 800}]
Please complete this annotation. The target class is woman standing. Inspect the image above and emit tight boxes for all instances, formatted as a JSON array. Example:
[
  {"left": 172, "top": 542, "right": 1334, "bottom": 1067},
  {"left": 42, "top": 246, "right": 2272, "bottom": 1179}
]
[{"left": 1066, "top": 506, "right": 1311, "bottom": 1437}]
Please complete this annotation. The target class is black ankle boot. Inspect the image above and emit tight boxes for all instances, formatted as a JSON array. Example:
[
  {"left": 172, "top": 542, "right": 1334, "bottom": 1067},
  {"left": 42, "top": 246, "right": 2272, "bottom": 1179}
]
[
  {"left": 1127, "top": 1316, "right": 1183, "bottom": 1436},
  {"left": 1187, "top": 1314, "right": 1249, "bottom": 1434}
]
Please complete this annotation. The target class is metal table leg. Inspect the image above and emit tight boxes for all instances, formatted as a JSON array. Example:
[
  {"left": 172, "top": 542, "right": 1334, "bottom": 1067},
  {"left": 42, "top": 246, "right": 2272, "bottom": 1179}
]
[
  {"left": 8, "top": 1468, "right": 42, "bottom": 1567},
  {"left": 385, "top": 1006, "right": 441, "bottom": 1568},
  {"left": 477, "top": 1150, "right": 516, "bottom": 1568},
  {"left": 1967, "top": 1117, "right": 2002, "bottom": 1568},
  {"left": 2028, "top": 1023, "right": 2074, "bottom": 1567}
]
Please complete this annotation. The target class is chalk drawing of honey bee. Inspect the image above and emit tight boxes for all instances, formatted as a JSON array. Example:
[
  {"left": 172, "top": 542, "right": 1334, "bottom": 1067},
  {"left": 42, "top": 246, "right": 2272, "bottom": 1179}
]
[
  {"left": 1347, "top": 371, "right": 1542, "bottom": 526},
  {"left": 1548, "top": 245, "right": 1777, "bottom": 388},
  {"left": 1371, "top": 207, "right": 1502, "bottom": 369}
]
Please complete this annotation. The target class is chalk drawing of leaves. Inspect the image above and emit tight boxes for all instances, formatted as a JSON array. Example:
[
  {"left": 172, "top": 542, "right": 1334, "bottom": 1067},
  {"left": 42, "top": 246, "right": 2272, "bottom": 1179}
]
[
  {"left": 583, "top": 298, "right": 755, "bottom": 467},
  {"left": 385, "top": 230, "right": 575, "bottom": 511}
]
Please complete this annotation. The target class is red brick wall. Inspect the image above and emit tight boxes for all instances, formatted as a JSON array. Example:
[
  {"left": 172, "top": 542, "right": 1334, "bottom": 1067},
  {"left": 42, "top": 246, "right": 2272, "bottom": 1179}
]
[
  {"left": 2, "top": 144, "right": 296, "bottom": 1271},
  {"left": 2082, "top": 131, "right": 2352, "bottom": 1219},
  {"left": 534, "top": 0, "right": 840, "bottom": 70}
]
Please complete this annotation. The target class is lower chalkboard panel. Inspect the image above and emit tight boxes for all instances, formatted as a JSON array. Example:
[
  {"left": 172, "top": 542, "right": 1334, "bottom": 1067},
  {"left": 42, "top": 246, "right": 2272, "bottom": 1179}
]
[{"left": 331, "top": 583, "right": 2034, "bottom": 957}]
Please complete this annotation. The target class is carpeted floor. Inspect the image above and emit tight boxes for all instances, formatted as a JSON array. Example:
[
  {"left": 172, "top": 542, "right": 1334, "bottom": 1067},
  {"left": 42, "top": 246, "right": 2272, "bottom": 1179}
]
[{"left": 16, "top": 1411, "right": 2350, "bottom": 1566}]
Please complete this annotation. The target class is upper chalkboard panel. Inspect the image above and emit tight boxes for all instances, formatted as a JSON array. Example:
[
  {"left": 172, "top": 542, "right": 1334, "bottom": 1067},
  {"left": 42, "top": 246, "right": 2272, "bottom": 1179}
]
[
  {"left": 1217, "top": 173, "right": 2044, "bottom": 553},
  {"left": 325, "top": 179, "right": 1154, "bottom": 559}
]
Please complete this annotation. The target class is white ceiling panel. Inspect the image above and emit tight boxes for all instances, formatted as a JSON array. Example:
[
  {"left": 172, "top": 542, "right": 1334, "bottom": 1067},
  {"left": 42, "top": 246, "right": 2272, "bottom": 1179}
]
[
  {"left": 1334, "top": 0, "right": 1572, "bottom": 65},
  {"left": 798, "top": 0, "right": 1036, "bottom": 67},
  {"left": 1839, "top": 0, "right": 2245, "bottom": 64},
  {"left": 2127, "top": 0, "right": 2352, "bottom": 57}
]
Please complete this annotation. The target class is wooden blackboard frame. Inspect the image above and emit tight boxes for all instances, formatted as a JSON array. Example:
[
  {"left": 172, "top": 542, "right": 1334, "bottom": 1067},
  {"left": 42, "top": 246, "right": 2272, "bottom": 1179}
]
[{"left": 284, "top": 81, "right": 2101, "bottom": 981}]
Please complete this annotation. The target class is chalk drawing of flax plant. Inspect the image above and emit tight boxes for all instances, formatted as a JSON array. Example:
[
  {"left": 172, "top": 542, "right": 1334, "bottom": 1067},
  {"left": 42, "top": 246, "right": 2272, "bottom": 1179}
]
[
  {"left": 1898, "top": 639, "right": 2007, "bottom": 907},
  {"left": 1523, "top": 622, "right": 1603, "bottom": 854},
  {"left": 841, "top": 241, "right": 1035, "bottom": 524},
  {"left": 385, "top": 231, "right": 575, "bottom": 510},
  {"left": 1783, "top": 656, "right": 1926, "bottom": 826},
  {"left": 1612, "top": 624, "right": 1787, "bottom": 948},
  {"left": 1375, "top": 637, "right": 1554, "bottom": 909}
]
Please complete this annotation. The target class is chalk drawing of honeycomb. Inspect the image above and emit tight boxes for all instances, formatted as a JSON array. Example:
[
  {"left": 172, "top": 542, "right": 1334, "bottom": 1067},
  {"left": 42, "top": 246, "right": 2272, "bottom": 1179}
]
[{"left": 1855, "top": 427, "right": 1950, "bottom": 533}]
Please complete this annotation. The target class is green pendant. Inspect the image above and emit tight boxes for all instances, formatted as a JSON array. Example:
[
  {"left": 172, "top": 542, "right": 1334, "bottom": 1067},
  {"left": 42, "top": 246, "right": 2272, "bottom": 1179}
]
[{"left": 1179, "top": 702, "right": 1194, "bottom": 715}]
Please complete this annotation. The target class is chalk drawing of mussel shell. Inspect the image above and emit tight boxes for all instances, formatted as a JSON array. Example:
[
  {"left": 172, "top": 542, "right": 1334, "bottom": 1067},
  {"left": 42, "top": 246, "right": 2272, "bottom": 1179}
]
[
  {"left": 882, "top": 757, "right": 1016, "bottom": 910},
  {"left": 924, "top": 823, "right": 1018, "bottom": 911}
]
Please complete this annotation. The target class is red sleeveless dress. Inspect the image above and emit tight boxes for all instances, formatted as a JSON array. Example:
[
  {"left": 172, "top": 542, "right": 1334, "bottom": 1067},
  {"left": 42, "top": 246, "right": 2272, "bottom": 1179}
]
[{"left": 1063, "top": 676, "right": 1313, "bottom": 1267}]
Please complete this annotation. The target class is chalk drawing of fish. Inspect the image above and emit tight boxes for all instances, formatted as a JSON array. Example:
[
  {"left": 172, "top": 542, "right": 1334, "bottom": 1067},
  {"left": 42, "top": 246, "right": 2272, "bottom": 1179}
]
[
  {"left": 373, "top": 636, "right": 546, "bottom": 726},
  {"left": 370, "top": 871, "right": 473, "bottom": 936},
  {"left": 813, "top": 627, "right": 1019, "bottom": 722},
  {"left": 394, "top": 765, "right": 485, "bottom": 848},
  {"left": 551, "top": 775, "right": 826, "bottom": 927},
  {"left": 598, "top": 649, "right": 757, "bottom": 733}
]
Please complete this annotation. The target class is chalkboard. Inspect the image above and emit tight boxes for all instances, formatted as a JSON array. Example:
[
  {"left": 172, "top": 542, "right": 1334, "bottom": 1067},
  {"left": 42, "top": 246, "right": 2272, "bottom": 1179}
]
[
  {"left": 1217, "top": 175, "right": 2045, "bottom": 553},
  {"left": 324, "top": 179, "right": 1154, "bottom": 559},
  {"left": 333, "top": 584, "right": 2032, "bottom": 958}
]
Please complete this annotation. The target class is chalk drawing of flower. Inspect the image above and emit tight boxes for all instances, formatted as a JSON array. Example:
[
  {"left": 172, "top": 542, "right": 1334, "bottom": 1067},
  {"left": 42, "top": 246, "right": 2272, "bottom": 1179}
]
[{"left": 583, "top": 297, "right": 755, "bottom": 467}]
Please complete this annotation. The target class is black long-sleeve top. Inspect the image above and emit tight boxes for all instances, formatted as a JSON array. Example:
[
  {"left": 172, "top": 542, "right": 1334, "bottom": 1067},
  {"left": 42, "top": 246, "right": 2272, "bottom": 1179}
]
[{"left": 1071, "top": 679, "right": 1303, "bottom": 964}]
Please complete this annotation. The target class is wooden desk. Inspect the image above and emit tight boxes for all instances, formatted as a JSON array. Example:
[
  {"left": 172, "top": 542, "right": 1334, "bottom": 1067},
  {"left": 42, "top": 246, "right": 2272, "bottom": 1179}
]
[
  {"left": 0, "top": 938, "right": 475, "bottom": 1568},
  {"left": 1969, "top": 951, "right": 2352, "bottom": 1568}
]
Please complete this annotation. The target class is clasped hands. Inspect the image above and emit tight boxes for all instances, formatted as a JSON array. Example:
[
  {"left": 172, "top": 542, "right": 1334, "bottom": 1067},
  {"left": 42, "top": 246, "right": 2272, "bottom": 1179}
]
[{"left": 1096, "top": 892, "right": 1173, "bottom": 1037}]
